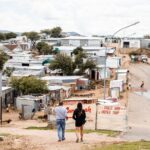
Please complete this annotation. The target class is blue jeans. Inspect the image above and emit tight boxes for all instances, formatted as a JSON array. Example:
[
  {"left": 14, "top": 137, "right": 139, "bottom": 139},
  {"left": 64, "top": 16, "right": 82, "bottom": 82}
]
[{"left": 56, "top": 119, "right": 66, "bottom": 140}]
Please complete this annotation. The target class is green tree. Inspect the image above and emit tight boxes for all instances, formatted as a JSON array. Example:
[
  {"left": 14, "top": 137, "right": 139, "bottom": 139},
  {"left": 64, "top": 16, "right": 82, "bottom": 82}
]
[
  {"left": 83, "top": 59, "right": 96, "bottom": 70},
  {"left": 0, "top": 33, "right": 5, "bottom": 41},
  {"left": 49, "top": 51, "right": 96, "bottom": 75},
  {"left": 22, "top": 31, "right": 40, "bottom": 41},
  {"left": 74, "top": 52, "right": 87, "bottom": 67},
  {"left": 73, "top": 47, "right": 96, "bottom": 75},
  {"left": 75, "top": 59, "right": 96, "bottom": 75},
  {"left": 49, "top": 53, "right": 76, "bottom": 75},
  {"left": 72, "top": 47, "right": 84, "bottom": 55},
  {"left": 41, "top": 29, "right": 51, "bottom": 35},
  {"left": 5, "top": 32, "right": 17, "bottom": 39},
  {"left": 3, "top": 68, "right": 14, "bottom": 77},
  {"left": 22, "top": 32, "right": 29, "bottom": 37},
  {"left": 36, "top": 42, "right": 53, "bottom": 54},
  {"left": 10, "top": 76, "right": 48, "bottom": 95},
  {"left": 0, "top": 51, "right": 8, "bottom": 70},
  {"left": 50, "top": 27, "right": 62, "bottom": 38}
]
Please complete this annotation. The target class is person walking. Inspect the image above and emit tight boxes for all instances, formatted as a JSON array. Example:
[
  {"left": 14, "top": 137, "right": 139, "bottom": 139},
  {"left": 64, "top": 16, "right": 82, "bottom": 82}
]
[
  {"left": 140, "top": 81, "right": 144, "bottom": 89},
  {"left": 54, "top": 102, "right": 68, "bottom": 142},
  {"left": 73, "top": 103, "right": 86, "bottom": 143}
]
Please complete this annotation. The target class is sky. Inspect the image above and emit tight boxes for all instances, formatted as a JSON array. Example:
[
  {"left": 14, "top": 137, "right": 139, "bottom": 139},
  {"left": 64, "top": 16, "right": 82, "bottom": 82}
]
[{"left": 0, "top": 0, "right": 150, "bottom": 37}]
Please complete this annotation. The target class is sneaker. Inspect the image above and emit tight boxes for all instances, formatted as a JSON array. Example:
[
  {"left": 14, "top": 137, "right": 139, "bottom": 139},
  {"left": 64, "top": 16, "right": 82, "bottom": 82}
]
[
  {"left": 76, "top": 139, "right": 79, "bottom": 143},
  {"left": 58, "top": 140, "right": 61, "bottom": 142},
  {"left": 62, "top": 138, "right": 65, "bottom": 141}
]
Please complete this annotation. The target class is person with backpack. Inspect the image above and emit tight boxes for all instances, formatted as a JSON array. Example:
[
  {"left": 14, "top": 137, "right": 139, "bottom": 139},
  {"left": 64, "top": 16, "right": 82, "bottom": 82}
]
[{"left": 73, "top": 102, "right": 86, "bottom": 143}]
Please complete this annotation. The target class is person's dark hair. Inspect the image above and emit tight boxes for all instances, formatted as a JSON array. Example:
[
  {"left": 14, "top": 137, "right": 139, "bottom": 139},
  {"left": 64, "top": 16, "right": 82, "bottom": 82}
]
[
  {"left": 59, "top": 102, "right": 63, "bottom": 106},
  {"left": 77, "top": 102, "right": 82, "bottom": 112}
]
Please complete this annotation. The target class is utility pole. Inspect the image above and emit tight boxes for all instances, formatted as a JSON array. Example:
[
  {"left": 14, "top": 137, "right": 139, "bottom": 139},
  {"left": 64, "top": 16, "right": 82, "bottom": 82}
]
[
  {"left": 0, "top": 72, "right": 2, "bottom": 125},
  {"left": 95, "top": 21, "right": 140, "bottom": 130}
]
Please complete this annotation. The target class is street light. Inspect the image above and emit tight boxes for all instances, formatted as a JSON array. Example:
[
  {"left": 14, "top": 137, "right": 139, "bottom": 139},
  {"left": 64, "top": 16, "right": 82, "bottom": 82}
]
[
  {"left": 0, "top": 72, "right": 2, "bottom": 125},
  {"left": 95, "top": 21, "right": 140, "bottom": 130},
  {"left": 103, "top": 21, "right": 140, "bottom": 99},
  {"left": 112, "top": 21, "right": 140, "bottom": 38}
]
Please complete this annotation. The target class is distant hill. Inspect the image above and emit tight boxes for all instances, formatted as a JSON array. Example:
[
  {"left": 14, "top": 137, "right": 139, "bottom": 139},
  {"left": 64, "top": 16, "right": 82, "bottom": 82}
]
[
  {"left": 62, "top": 32, "right": 82, "bottom": 37},
  {"left": 0, "top": 30, "right": 21, "bottom": 35},
  {"left": 0, "top": 30, "right": 12, "bottom": 33}
]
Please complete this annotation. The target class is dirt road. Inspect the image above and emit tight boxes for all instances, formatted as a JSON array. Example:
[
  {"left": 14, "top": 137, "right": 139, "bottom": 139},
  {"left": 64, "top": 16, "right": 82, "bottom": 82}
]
[
  {"left": 0, "top": 125, "right": 121, "bottom": 150},
  {"left": 123, "top": 63, "right": 150, "bottom": 140}
]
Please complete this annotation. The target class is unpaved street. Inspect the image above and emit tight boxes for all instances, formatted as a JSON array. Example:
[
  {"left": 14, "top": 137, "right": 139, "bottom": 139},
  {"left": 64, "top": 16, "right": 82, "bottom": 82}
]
[
  {"left": 0, "top": 124, "right": 121, "bottom": 150},
  {"left": 123, "top": 63, "right": 150, "bottom": 140}
]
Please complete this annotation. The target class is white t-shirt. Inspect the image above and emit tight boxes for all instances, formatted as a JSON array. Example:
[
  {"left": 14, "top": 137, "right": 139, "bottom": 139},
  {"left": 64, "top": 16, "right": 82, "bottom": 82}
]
[{"left": 54, "top": 106, "right": 67, "bottom": 120}]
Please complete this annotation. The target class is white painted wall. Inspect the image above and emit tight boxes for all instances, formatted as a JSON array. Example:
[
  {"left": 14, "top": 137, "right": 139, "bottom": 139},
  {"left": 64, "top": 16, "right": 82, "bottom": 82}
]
[{"left": 121, "top": 39, "right": 141, "bottom": 48}]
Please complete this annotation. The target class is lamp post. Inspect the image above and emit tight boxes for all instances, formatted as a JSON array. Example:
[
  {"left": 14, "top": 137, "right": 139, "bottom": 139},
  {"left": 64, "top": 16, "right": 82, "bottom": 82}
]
[
  {"left": 95, "top": 21, "right": 140, "bottom": 130},
  {"left": 95, "top": 22, "right": 140, "bottom": 130},
  {"left": 0, "top": 71, "right": 2, "bottom": 125},
  {"left": 103, "top": 21, "right": 140, "bottom": 99}
]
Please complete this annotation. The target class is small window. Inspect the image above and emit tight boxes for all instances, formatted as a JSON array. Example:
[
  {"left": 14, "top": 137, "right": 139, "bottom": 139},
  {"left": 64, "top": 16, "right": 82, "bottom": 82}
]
[
  {"left": 123, "top": 42, "right": 130, "bottom": 48},
  {"left": 22, "top": 63, "right": 29, "bottom": 66}
]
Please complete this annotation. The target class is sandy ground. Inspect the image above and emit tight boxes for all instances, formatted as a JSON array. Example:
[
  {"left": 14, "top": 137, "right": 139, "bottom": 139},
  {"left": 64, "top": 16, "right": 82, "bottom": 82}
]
[{"left": 0, "top": 119, "right": 122, "bottom": 150}]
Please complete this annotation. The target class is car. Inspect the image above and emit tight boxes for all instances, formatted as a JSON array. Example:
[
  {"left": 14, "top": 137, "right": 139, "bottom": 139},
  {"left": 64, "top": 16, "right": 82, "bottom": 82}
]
[{"left": 141, "top": 55, "right": 148, "bottom": 63}]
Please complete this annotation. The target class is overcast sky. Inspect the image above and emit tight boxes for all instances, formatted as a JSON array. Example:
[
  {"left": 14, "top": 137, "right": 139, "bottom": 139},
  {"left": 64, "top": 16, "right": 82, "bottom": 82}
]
[{"left": 0, "top": 0, "right": 150, "bottom": 37}]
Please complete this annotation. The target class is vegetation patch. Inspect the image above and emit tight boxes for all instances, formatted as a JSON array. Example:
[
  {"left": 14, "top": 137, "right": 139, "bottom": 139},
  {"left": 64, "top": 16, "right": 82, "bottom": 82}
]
[
  {"left": 0, "top": 133, "right": 11, "bottom": 137},
  {"left": 92, "top": 141, "right": 150, "bottom": 150},
  {"left": 25, "top": 126, "right": 50, "bottom": 130},
  {"left": 129, "top": 48, "right": 150, "bottom": 57},
  {"left": 66, "top": 129, "right": 121, "bottom": 137}
]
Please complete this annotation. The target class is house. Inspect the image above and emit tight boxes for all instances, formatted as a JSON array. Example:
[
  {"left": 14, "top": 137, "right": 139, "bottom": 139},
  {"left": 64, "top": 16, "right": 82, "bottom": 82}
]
[
  {"left": 48, "top": 85, "right": 71, "bottom": 101},
  {"left": 4, "top": 65, "right": 47, "bottom": 78},
  {"left": 9, "top": 51, "right": 32, "bottom": 60},
  {"left": 110, "top": 87, "right": 120, "bottom": 99},
  {"left": 3, "top": 43, "right": 30, "bottom": 52},
  {"left": 88, "top": 48, "right": 116, "bottom": 66},
  {"left": 141, "top": 39, "right": 150, "bottom": 49},
  {"left": 41, "top": 76, "right": 83, "bottom": 85},
  {"left": 40, "top": 38, "right": 61, "bottom": 46},
  {"left": 41, "top": 76, "right": 89, "bottom": 95},
  {"left": 120, "top": 38, "right": 141, "bottom": 49},
  {"left": 11, "top": 70, "right": 45, "bottom": 78},
  {"left": 76, "top": 78, "right": 89, "bottom": 90},
  {"left": 1, "top": 86, "right": 14, "bottom": 108},
  {"left": 60, "top": 36, "right": 105, "bottom": 47},
  {"left": 4, "top": 53, "right": 51, "bottom": 76},
  {"left": 16, "top": 95, "right": 42, "bottom": 119},
  {"left": 4, "top": 53, "right": 54, "bottom": 69},
  {"left": 90, "top": 65, "right": 111, "bottom": 80},
  {"left": 116, "top": 69, "right": 129, "bottom": 84},
  {"left": 1, "top": 76, "right": 9, "bottom": 86},
  {"left": 106, "top": 57, "right": 121, "bottom": 69},
  {"left": 16, "top": 95, "right": 39, "bottom": 111},
  {"left": 53, "top": 46, "right": 115, "bottom": 57},
  {"left": 110, "top": 80, "right": 124, "bottom": 92}
]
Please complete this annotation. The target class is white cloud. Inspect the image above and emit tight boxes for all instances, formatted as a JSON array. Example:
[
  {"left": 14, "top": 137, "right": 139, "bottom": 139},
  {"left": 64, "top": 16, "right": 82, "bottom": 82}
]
[{"left": 0, "top": 0, "right": 150, "bottom": 36}]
